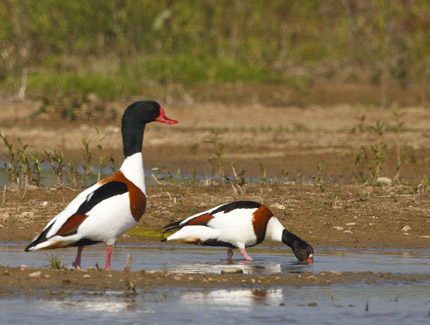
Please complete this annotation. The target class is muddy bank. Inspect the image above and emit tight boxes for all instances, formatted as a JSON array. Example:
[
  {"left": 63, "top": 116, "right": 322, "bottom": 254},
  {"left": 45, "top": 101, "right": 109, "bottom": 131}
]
[
  {"left": 1, "top": 184, "right": 430, "bottom": 249},
  {"left": 1, "top": 265, "right": 429, "bottom": 297},
  {"left": 2, "top": 99, "right": 430, "bottom": 182}
]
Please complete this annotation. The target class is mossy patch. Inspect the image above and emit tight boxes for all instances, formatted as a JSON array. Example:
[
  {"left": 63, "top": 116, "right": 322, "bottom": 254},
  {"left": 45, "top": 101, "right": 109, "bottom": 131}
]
[{"left": 126, "top": 228, "right": 164, "bottom": 240}]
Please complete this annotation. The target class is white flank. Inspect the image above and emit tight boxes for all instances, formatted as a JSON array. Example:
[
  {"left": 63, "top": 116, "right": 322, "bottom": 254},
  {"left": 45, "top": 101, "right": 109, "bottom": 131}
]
[
  {"left": 168, "top": 206, "right": 262, "bottom": 248},
  {"left": 32, "top": 192, "right": 135, "bottom": 250},
  {"left": 41, "top": 182, "right": 103, "bottom": 240},
  {"left": 73, "top": 192, "right": 136, "bottom": 246},
  {"left": 167, "top": 226, "right": 220, "bottom": 242}
]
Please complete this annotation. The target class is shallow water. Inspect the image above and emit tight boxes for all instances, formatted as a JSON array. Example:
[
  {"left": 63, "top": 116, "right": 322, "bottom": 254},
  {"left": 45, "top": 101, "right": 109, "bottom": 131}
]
[
  {"left": 2, "top": 284, "right": 430, "bottom": 324},
  {"left": 1, "top": 243, "right": 429, "bottom": 275},
  {"left": 1, "top": 243, "right": 430, "bottom": 324}
]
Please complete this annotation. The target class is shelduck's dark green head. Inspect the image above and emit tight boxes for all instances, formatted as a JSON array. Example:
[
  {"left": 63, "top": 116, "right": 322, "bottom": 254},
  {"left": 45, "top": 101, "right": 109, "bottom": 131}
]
[
  {"left": 282, "top": 229, "right": 314, "bottom": 263},
  {"left": 122, "top": 101, "right": 178, "bottom": 126},
  {"left": 121, "top": 101, "right": 178, "bottom": 157}
]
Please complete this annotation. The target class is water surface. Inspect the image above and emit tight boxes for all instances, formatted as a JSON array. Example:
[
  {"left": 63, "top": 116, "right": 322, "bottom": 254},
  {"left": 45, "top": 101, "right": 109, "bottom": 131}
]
[
  {"left": 1, "top": 243, "right": 429, "bottom": 275},
  {"left": 1, "top": 284, "right": 429, "bottom": 325},
  {"left": 1, "top": 243, "right": 430, "bottom": 324}
]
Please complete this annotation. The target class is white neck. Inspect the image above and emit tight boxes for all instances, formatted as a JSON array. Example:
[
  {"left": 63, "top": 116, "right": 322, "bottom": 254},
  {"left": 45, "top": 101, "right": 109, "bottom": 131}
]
[
  {"left": 264, "top": 217, "right": 285, "bottom": 242},
  {"left": 120, "top": 152, "right": 146, "bottom": 195}
]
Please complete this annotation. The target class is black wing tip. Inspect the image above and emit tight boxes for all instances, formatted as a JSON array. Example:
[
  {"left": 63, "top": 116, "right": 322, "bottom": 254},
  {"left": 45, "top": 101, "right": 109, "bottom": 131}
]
[
  {"left": 160, "top": 238, "right": 167, "bottom": 242},
  {"left": 162, "top": 225, "right": 181, "bottom": 235},
  {"left": 162, "top": 220, "right": 183, "bottom": 235},
  {"left": 25, "top": 240, "right": 37, "bottom": 252},
  {"left": 162, "top": 221, "right": 181, "bottom": 229}
]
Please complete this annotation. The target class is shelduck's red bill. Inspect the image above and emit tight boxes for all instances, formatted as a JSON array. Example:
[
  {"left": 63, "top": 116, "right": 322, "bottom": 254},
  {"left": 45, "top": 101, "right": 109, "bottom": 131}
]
[
  {"left": 307, "top": 254, "right": 314, "bottom": 263},
  {"left": 156, "top": 107, "right": 178, "bottom": 125}
]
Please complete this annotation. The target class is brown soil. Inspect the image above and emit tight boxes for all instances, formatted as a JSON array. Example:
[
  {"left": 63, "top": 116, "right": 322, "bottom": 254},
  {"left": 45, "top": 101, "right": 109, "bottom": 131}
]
[
  {"left": 1, "top": 265, "right": 429, "bottom": 297},
  {"left": 1, "top": 184, "right": 430, "bottom": 249}
]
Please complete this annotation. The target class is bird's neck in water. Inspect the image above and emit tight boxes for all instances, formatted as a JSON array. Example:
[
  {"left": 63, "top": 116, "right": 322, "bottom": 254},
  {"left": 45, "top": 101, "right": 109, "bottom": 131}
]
[{"left": 281, "top": 229, "right": 301, "bottom": 247}]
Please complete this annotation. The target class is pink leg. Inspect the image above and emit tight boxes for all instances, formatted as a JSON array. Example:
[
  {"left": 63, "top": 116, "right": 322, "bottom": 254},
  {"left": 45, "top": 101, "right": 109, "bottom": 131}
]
[
  {"left": 227, "top": 248, "right": 234, "bottom": 260},
  {"left": 240, "top": 248, "right": 254, "bottom": 261},
  {"left": 102, "top": 245, "right": 112, "bottom": 271},
  {"left": 73, "top": 246, "right": 84, "bottom": 270}
]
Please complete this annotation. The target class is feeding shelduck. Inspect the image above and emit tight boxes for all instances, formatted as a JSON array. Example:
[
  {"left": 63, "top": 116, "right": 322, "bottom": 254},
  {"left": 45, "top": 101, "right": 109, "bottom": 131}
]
[
  {"left": 162, "top": 201, "right": 314, "bottom": 263},
  {"left": 25, "top": 101, "right": 178, "bottom": 270}
]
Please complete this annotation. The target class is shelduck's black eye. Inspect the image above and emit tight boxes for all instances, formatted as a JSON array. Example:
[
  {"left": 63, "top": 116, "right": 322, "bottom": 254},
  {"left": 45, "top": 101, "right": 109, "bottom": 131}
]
[{"left": 302, "top": 250, "right": 306, "bottom": 255}]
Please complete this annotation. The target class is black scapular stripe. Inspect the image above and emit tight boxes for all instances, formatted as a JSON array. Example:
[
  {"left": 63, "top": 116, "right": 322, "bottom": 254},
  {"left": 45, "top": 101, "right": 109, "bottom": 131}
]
[
  {"left": 76, "top": 181, "right": 128, "bottom": 215},
  {"left": 210, "top": 201, "right": 261, "bottom": 215}
]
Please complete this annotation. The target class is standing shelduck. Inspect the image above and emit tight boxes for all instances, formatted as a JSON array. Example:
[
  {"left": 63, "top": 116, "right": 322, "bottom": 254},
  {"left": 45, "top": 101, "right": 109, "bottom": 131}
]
[
  {"left": 162, "top": 201, "right": 314, "bottom": 262},
  {"left": 25, "top": 101, "right": 178, "bottom": 270}
]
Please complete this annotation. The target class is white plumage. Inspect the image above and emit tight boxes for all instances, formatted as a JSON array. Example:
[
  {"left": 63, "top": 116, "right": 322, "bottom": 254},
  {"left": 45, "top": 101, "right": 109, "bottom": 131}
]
[{"left": 163, "top": 200, "right": 314, "bottom": 262}]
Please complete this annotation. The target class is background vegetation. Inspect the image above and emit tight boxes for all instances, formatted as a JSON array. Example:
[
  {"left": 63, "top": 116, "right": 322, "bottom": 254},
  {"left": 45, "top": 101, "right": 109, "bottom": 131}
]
[{"left": 1, "top": 0, "right": 430, "bottom": 105}]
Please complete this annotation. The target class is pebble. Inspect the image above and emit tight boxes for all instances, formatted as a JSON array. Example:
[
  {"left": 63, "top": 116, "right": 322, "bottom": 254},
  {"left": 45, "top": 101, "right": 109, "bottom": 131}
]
[
  {"left": 174, "top": 275, "right": 181, "bottom": 281},
  {"left": 308, "top": 302, "right": 318, "bottom": 307},
  {"left": 376, "top": 177, "right": 392, "bottom": 185},
  {"left": 83, "top": 274, "right": 91, "bottom": 279},
  {"left": 29, "top": 271, "right": 42, "bottom": 278},
  {"left": 42, "top": 201, "right": 49, "bottom": 207},
  {"left": 145, "top": 270, "right": 158, "bottom": 274},
  {"left": 221, "top": 268, "right": 244, "bottom": 274},
  {"left": 343, "top": 230, "right": 353, "bottom": 234},
  {"left": 345, "top": 222, "right": 356, "bottom": 226},
  {"left": 333, "top": 226, "right": 344, "bottom": 231},
  {"left": 420, "top": 235, "right": 430, "bottom": 238},
  {"left": 145, "top": 270, "right": 167, "bottom": 275},
  {"left": 270, "top": 203, "right": 286, "bottom": 210},
  {"left": 402, "top": 225, "right": 412, "bottom": 232},
  {"left": 330, "top": 271, "right": 342, "bottom": 276}
]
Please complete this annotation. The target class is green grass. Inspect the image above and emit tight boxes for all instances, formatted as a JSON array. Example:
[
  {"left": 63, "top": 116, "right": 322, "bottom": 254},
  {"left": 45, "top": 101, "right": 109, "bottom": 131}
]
[
  {"left": 2, "top": 1, "right": 430, "bottom": 104},
  {"left": 2, "top": 54, "right": 310, "bottom": 100},
  {"left": 25, "top": 72, "right": 140, "bottom": 100}
]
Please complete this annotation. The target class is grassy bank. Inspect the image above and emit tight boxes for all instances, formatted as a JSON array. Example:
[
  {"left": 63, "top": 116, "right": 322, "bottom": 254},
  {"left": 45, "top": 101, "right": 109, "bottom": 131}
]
[{"left": 1, "top": 1, "right": 430, "bottom": 105}]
